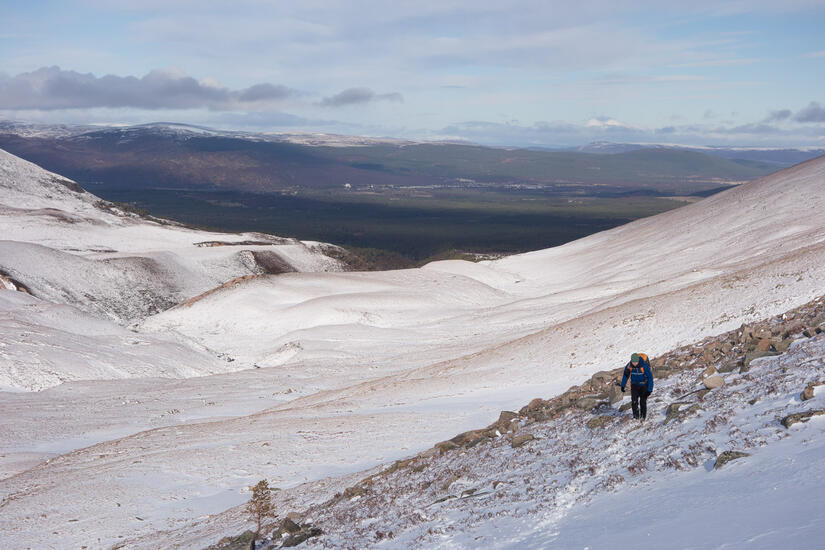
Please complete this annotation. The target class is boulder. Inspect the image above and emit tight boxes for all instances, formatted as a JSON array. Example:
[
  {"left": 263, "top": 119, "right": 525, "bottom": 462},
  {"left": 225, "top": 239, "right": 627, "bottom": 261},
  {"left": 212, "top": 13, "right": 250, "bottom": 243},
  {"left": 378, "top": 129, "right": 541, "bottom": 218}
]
[
  {"left": 703, "top": 375, "right": 724, "bottom": 389},
  {"left": 744, "top": 350, "right": 781, "bottom": 367},
  {"left": 754, "top": 327, "right": 772, "bottom": 340},
  {"left": 801, "top": 382, "right": 823, "bottom": 401},
  {"left": 491, "top": 411, "right": 520, "bottom": 433},
  {"left": 756, "top": 339, "right": 773, "bottom": 352},
  {"left": 434, "top": 440, "right": 459, "bottom": 454},
  {"left": 718, "top": 359, "right": 742, "bottom": 373},
  {"left": 279, "top": 518, "right": 302, "bottom": 535},
  {"left": 699, "top": 365, "right": 718, "bottom": 379},
  {"left": 497, "top": 411, "right": 518, "bottom": 424},
  {"left": 781, "top": 409, "right": 825, "bottom": 428},
  {"left": 526, "top": 398, "right": 547, "bottom": 411},
  {"left": 590, "top": 370, "right": 614, "bottom": 387},
  {"left": 206, "top": 530, "right": 255, "bottom": 550},
  {"left": 574, "top": 396, "right": 603, "bottom": 410},
  {"left": 714, "top": 450, "right": 749, "bottom": 469},
  {"left": 586, "top": 416, "right": 612, "bottom": 429},
  {"left": 450, "top": 430, "right": 487, "bottom": 448},
  {"left": 283, "top": 527, "right": 323, "bottom": 547},
  {"left": 608, "top": 383, "right": 624, "bottom": 405},
  {"left": 511, "top": 434, "right": 535, "bottom": 448},
  {"left": 774, "top": 339, "right": 793, "bottom": 353}
]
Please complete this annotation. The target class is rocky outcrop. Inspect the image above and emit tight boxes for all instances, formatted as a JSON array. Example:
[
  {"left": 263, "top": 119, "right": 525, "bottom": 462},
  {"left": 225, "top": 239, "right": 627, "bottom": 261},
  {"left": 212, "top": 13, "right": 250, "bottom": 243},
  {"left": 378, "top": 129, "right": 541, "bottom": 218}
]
[
  {"left": 714, "top": 450, "right": 749, "bottom": 469},
  {"left": 511, "top": 434, "right": 535, "bottom": 448},
  {"left": 781, "top": 409, "right": 825, "bottom": 428}
]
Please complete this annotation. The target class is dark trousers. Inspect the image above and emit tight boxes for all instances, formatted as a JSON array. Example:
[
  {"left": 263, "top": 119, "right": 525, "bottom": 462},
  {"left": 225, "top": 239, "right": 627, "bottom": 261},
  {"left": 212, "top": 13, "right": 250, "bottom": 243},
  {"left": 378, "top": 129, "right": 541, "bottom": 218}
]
[{"left": 631, "top": 384, "right": 650, "bottom": 419}]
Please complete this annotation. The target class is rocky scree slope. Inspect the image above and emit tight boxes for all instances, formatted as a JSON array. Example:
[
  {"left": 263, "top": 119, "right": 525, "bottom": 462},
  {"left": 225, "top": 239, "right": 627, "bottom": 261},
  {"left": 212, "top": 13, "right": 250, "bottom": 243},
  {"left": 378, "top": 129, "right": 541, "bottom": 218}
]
[{"left": 209, "top": 296, "right": 825, "bottom": 549}]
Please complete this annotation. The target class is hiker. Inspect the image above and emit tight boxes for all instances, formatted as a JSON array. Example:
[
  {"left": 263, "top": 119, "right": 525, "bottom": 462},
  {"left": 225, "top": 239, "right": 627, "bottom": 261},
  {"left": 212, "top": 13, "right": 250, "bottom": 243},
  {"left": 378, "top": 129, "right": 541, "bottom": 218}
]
[{"left": 620, "top": 353, "right": 654, "bottom": 420}]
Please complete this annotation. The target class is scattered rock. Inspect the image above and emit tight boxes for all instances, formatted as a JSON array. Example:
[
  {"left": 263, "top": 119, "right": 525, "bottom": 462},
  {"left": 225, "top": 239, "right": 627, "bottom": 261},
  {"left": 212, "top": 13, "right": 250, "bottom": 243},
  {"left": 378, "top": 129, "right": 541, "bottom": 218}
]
[
  {"left": 619, "top": 402, "right": 633, "bottom": 412},
  {"left": 781, "top": 409, "right": 825, "bottom": 428},
  {"left": 607, "top": 383, "right": 624, "bottom": 404},
  {"left": 718, "top": 360, "right": 741, "bottom": 373},
  {"left": 279, "top": 518, "right": 301, "bottom": 535},
  {"left": 700, "top": 365, "right": 718, "bottom": 378},
  {"left": 776, "top": 339, "right": 793, "bottom": 353},
  {"left": 283, "top": 527, "right": 323, "bottom": 547},
  {"left": 697, "top": 389, "right": 711, "bottom": 400},
  {"left": 524, "top": 398, "right": 547, "bottom": 411},
  {"left": 497, "top": 411, "right": 518, "bottom": 424},
  {"left": 586, "top": 416, "right": 612, "bottom": 429},
  {"left": 434, "top": 440, "right": 459, "bottom": 454},
  {"left": 652, "top": 367, "right": 672, "bottom": 379},
  {"left": 574, "top": 396, "right": 603, "bottom": 410},
  {"left": 756, "top": 339, "right": 773, "bottom": 352},
  {"left": 511, "top": 434, "right": 535, "bottom": 448},
  {"left": 714, "top": 450, "right": 749, "bottom": 469},
  {"left": 449, "top": 430, "right": 487, "bottom": 448},
  {"left": 703, "top": 375, "right": 724, "bottom": 389},
  {"left": 206, "top": 530, "right": 255, "bottom": 550},
  {"left": 744, "top": 350, "right": 781, "bottom": 367},
  {"left": 665, "top": 402, "right": 700, "bottom": 425}
]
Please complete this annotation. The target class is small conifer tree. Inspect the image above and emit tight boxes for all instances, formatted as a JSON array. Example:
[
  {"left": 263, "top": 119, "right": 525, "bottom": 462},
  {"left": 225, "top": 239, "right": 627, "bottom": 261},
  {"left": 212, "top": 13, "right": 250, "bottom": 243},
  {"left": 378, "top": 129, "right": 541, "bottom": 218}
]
[{"left": 246, "top": 479, "right": 276, "bottom": 539}]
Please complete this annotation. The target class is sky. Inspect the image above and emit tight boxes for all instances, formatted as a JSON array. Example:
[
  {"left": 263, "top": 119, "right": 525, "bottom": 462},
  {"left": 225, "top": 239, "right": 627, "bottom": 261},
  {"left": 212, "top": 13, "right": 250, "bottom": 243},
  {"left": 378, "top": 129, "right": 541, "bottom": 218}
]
[{"left": 1, "top": 0, "right": 825, "bottom": 147}]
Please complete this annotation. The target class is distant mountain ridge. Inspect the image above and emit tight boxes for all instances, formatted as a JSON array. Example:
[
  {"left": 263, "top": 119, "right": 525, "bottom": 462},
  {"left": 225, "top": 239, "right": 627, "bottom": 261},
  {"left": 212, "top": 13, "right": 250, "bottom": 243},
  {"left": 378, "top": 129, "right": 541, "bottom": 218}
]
[
  {"left": 0, "top": 120, "right": 795, "bottom": 196},
  {"left": 571, "top": 140, "right": 825, "bottom": 166}
]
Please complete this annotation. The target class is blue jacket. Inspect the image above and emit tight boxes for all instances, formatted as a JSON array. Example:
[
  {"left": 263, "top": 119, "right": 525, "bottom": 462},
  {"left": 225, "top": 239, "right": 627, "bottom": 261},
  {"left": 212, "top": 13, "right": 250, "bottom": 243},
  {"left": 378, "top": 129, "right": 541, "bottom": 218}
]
[{"left": 621, "top": 357, "right": 654, "bottom": 392}]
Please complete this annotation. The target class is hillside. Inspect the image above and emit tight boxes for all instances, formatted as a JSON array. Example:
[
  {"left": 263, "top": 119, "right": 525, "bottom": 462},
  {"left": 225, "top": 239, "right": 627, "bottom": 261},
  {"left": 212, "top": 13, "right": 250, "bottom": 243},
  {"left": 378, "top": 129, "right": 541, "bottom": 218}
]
[
  {"left": 1, "top": 152, "right": 824, "bottom": 548},
  {"left": 0, "top": 122, "right": 778, "bottom": 195},
  {"left": 191, "top": 298, "right": 825, "bottom": 549},
  {"left": 0, "top": 148, "right": 345, "bottom": 388}
]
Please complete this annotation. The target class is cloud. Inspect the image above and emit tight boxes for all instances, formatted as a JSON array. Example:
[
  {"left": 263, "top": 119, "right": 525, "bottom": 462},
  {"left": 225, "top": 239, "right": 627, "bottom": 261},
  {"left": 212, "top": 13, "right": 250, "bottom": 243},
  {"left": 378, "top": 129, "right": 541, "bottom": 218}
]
[
  {"left": 793, "top": 101, "right": 825, "bottom": 123},
  {"left": 319, "top": 87, "right": 403, "bottom": 107},
  {"left": 0, "top": 66, "right": 302, "bottom": 110},
  {"left": 436, "top": 113, "right": 825, "bottom": 148},
  {"left": 764, "top": 109, "right": 792, "bottom": 122},
  {"left": 235, "top": 83, "right": 299, "bottom": 103}
]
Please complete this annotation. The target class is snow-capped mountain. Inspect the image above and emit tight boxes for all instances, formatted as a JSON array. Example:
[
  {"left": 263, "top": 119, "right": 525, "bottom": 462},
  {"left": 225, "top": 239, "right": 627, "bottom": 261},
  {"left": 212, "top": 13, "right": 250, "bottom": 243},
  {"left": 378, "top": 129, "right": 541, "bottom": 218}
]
[{"left": 1, "top": 150, "right": 824, "bottom": 548}]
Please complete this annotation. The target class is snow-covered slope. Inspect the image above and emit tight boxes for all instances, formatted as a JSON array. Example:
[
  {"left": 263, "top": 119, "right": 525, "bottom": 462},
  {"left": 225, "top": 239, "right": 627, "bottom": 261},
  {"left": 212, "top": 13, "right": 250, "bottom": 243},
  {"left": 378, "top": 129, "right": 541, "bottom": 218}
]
[
  {"left": 0, "top": 147, "right": 344, "bottom": 322},
  {"left": 1, "top": 152, "right": 824, "bottom": 548},
  {"left": 143, "top": 156, "right": 825, "bottom": 394},
  {"left": 0, "top": 290, "right": 228, "bottom": 391},
  {"left": 0, "top": 147, "right": 348, "bottom": 389},
  {"left": 274, "top": 329, "right": 825, "bottom": 549},
  {"left": 116, "top": 300, "right": 825, "bottom": 549}
]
